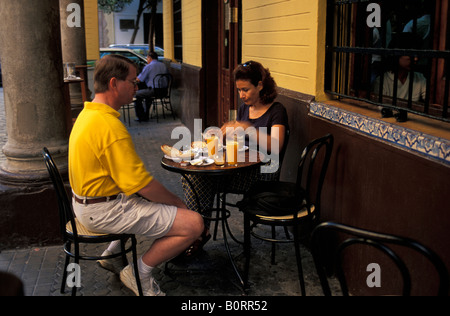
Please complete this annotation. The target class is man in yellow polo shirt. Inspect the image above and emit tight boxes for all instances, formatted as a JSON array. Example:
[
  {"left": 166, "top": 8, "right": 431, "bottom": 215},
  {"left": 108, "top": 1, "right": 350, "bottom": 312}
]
[{"left": 69, "top": 54, "right": 203, "bottom": 296}]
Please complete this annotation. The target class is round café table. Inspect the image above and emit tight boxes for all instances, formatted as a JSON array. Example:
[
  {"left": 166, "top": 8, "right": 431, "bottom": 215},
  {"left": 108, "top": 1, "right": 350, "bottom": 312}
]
[{"left": 161, "top": 150, "right": 264, "bottom": 290}]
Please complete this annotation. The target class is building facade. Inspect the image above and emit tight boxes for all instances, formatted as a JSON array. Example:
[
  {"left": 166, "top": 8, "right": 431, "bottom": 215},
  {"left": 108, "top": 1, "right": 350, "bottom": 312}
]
[
  {"left": 160, "top": 0, "right": 450, "bottom": 295},
  {"left": 0, "top": 0, "right": 447, "bottom": 295}
]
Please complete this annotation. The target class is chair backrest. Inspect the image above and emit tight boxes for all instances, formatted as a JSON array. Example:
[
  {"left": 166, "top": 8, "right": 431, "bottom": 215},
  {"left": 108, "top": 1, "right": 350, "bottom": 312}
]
[
  {"left": 42, "top": 148, "right": 78, "bottom": 240},
  {"left": 279, "top": 128, "right": 290, "bottom": 172},
  {"left": 153, "top": 73, "right": 172, "bottom": 98},
  {"left": 297, "top": 134, "right": 334, "bottom": 215},
  {"left": 259, "top": 128, "right": 291, "bottom": 182},
  {"left": 311, "top": 221, "right": 450, "bottom": 296}
]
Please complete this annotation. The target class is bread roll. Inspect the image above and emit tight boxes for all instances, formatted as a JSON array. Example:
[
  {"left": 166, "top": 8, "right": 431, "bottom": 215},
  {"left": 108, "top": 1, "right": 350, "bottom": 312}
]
[{"left": 161, "top": 145, "right": 196, "bottom": 159}]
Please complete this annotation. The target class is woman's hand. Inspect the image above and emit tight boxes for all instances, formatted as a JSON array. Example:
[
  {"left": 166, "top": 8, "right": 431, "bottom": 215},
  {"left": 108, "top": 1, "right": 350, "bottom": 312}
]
[{"left": 220, "top": 121, "right": 285, "bottom": 155}]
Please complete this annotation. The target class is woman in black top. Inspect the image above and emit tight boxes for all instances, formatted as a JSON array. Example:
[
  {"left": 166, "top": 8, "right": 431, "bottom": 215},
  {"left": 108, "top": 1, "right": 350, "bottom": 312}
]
[
  {"left": 181, "top": 61, "right": 290, "bottom": 257},
  {"left": 222, "top": 61, "right": 289, "bottom": 158}
]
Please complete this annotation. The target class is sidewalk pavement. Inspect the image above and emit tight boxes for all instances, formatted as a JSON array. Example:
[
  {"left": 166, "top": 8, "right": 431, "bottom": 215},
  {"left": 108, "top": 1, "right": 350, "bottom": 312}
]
[{"left": 0, "top": 89, "right": 329, "bottom": 296}]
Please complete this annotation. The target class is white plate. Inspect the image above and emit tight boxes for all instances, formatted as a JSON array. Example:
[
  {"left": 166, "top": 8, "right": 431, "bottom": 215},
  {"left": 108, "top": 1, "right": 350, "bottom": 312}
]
[
  {"left": 190, "top": 158, "right": 215, "bottom": 166},
  {"left": 165, "top": 153, "right": 199, "bottom": 162},
  {"left": 164, "top": 155, "right": 182, "bottom": 163}
]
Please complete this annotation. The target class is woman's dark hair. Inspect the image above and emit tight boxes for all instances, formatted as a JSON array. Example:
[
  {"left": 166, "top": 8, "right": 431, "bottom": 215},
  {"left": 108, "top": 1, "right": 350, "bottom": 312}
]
[{"left": 233, "top": 60, "right": 278, "bottom": 104}]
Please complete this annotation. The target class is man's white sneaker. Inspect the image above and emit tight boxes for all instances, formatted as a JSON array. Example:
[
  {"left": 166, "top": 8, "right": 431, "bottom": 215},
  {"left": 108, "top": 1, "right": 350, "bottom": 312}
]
[
  {"left": 120, "top": 264, "right": 166, "bottom": 296},
  {"left": 97, "top": 250, "right": 126, "bottom": 275}
]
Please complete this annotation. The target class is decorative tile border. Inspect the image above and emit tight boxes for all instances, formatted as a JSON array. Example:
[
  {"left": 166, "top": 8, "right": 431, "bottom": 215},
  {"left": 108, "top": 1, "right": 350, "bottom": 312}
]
[{"left": 310, "top": 102, "right": 450, "bottom": 165}]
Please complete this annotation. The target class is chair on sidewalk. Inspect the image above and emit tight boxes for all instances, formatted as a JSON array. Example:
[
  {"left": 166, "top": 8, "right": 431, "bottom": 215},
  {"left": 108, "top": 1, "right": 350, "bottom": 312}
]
[
  {"left": 121, "top": 98, "right": 136, "bottom": 127},
  {"left": 311, "top": 221, "right": 449, "bottom": 296},
  {"left": 239, "top": 134, "right": 334, "bottom": 296},
  {"left": 149, "top": 73, "right": 175, "bottom": 122},
  {"left": 216, "top": 130, "right": 291, "bottom": 244},
  {"left": 42, "top": 148, "right": 143, "bottom": 296}
]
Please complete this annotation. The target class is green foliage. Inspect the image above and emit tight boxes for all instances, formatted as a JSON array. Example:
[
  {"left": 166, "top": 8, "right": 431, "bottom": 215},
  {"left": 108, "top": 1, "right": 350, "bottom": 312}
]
[{"left": 98, "top": 0, "right": 134, "bottom": 14}]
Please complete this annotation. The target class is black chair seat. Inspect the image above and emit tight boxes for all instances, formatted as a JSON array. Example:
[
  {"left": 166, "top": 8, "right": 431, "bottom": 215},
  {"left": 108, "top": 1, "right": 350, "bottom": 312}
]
[{"left": 240, "top": 181, "right": 309, "bottom": 218}]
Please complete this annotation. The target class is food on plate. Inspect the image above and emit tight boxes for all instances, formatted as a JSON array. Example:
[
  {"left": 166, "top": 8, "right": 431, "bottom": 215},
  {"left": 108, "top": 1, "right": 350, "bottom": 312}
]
[
  {"left": 179, "top": 150, "right": 196, "bottom": 159},
  {"left": 161, "top": 145, "right": 181, "bottom": 157},
  {"left": 190, "top": 158, "right": 214, "bottom": 166},
  {"left": 161, "top": 145, "right": 196, "bottom": 159},
  {"left": 191, "top": 141, "right": 207, "bottom": 150},
  {"left": 190, "top": 159, "right": 204, "bottom": 166}
]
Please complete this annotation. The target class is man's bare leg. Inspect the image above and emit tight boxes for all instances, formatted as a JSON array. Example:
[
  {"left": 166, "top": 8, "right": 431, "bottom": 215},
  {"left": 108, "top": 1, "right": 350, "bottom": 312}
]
[
  {"left": 120, "top": 208, "right": 203, "bottom": 295},
  {"left": 141, "top": 208, "right": 204, "bottom": 266}
]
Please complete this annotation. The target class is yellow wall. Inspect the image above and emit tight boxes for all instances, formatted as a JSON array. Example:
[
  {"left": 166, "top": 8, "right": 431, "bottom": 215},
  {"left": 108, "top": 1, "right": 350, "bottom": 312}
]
[
  {"left": 163, "top": 0, "right": 175, "bottom": 61},
  {"left": 161, "top": 0, "right": 327, "bottom": 98},
  {"left": 84, "top": 0, "right": 99, "bottom": 61},
  {"left": 242, "top": 0, "right": 325, "bottom": 97},
  {"left": 163, "top": 0, "right": 202, "bottom": 66},
  {"left": 182, "top": 0, "right": 202, "bottom": 67}
]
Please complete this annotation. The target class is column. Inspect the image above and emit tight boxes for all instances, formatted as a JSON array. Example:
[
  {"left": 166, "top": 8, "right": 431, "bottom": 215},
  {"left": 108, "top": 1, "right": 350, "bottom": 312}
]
[
  {"left": 0, "top": 0, "right": 68, "bottom": 185},
  {"left": 60, "top": 0, "right": 88, "bottom": 115}
]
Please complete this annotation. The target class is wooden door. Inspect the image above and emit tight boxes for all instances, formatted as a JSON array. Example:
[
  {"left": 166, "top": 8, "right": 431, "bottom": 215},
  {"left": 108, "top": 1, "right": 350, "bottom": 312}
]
[{"left": 218, "top": 0, "right": 240, "bottom": 126}]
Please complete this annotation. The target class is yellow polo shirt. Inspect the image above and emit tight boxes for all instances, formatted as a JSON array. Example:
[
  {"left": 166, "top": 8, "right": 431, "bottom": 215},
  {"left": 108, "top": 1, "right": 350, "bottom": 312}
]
[{"left": 69, "top": 102, "right": 153, "bottom": 197}]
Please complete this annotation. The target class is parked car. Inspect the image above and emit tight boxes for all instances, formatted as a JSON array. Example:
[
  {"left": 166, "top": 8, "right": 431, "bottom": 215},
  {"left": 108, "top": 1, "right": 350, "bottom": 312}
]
[
  {"left": 108, "top": 44, "right": 164, "bottom": 60},
  {"left": 100, "top": 48, "right": 148, "bottom": 73}
]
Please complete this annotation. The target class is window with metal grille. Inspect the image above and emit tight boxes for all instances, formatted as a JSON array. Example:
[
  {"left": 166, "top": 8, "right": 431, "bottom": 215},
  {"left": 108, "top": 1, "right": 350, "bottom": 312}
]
[{"left": 325, "top": 0, "right": 450, "bottom": 123}]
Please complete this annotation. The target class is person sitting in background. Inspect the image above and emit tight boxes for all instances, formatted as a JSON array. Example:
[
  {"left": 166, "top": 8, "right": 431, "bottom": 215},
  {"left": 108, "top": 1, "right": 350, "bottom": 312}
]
[
  {"left": 134, "top": 51, "right": 168, "bottom": 122},
  {"left": 372, "top": 33, "right": 427, "bottom": 121}
]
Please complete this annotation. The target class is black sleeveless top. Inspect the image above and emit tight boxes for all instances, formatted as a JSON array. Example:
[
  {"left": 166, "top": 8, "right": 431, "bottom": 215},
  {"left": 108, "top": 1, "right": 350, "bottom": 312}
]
[{"left": 237, "top": 102, "right": 290, "bottom": 137}]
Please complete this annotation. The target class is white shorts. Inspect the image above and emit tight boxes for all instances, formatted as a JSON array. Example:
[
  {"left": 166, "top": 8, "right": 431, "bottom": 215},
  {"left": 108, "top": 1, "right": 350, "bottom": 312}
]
[{"left": 72, "top": 193, "right": 178, "bottom": 239}]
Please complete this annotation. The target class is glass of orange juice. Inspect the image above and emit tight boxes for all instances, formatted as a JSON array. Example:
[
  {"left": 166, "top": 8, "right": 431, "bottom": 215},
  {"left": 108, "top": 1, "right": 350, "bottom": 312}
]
[
  {"left": 206, "top": 135, "right": 218, "bottom": 157},
  {"left": 226, "top": 137, "right": 238, "bottom": 166},
  {"left": 214, "top": 153, "right": 225, "bottom": 167}
]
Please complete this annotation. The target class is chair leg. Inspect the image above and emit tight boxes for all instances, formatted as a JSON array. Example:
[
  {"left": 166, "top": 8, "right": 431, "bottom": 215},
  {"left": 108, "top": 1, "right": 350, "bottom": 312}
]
[
  {"left": 148, "top": 98, "right": 158, "bottom": 122},
  {"left": 284, "top": 226, "right": 291, "bottom": 240},
  {"left": 243, "top": 213, "right": 251, "bottom": 289},
  {"left": 161, "top": 99, "right": 166, "bottom": 119},
  {"left": 120, "top": 239, "right": 129, "bottom": 267},
  {"left": 61, "top": 242, "right": 71, "bottom": 294},
  {"left": 131, "top": 236, "right": 143, "bottom": 296},
  {"left": 293, "top": 225, "right": 306, "bottom": 296},
  {"left": 271, "top": 226, "right": 276, "bottom": 265},
  {"left": 213, "top": 207, "right": 220, "bottom": 241},
  {"left": 168, "top": 100, "right": 176, "bottom": 120},
  {"left": 71, "top": 242, "right": 81, "bottom": 296}
]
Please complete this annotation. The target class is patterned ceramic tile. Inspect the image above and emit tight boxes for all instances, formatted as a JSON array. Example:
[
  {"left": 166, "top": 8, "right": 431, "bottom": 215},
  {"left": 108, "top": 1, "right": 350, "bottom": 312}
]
[{"left": 310, "top": 102, "right": 450, "bottom": 165}]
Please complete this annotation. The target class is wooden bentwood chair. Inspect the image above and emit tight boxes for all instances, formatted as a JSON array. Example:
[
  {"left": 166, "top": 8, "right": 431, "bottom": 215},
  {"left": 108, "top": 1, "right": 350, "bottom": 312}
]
[
  {"left": 311, "top": 221, "right": 449, "bottom": 296},
  {"left": 239, "top": 134, "right": 334, "bottom": 296},
  {"left": 42, "top": 148, "right": 143, "bottom": 296}
]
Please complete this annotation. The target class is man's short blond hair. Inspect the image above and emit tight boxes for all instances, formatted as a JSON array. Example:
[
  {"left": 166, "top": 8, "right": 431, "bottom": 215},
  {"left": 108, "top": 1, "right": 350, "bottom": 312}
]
[{"left": 94, "top": 54, "right": 137, "bottom": 93}]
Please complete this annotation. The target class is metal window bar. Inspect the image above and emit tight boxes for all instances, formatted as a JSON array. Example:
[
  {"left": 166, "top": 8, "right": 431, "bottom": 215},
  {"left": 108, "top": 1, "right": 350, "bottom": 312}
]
[{"left": 326, "top": 0, "right": 450, "bottom": 123}]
